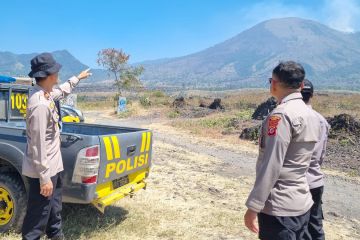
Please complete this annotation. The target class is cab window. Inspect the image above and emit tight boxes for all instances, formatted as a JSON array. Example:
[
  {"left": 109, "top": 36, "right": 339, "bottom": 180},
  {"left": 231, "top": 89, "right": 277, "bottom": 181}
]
[
  {"left": 0, "top": 89, "right": 8, "bottom": 120},
  {"left": 10, "top": 90, "right": 28, "bottom": 119}
]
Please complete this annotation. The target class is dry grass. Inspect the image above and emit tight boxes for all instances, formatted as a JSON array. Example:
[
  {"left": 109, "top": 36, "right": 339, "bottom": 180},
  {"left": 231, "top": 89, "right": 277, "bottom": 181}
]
[
  {"left": 76, "top": 89, "right": 360, "bottom": 117},
  {"left": 170, "top": 109, "right": 253, "bottom": 140},
  {"left": 183, "top": 89, "right": 360, "bottom": 118},
  {"left": 76, "top": 89, "right": 360, "bottom": 147},
  {"left": 1, "top": 142, "right": 254, "bottom": 240},
  {"left": 4, "top": 89, "right": 354, "bottom": 240},
  {"left": 3, "top": 140, "right": 356, "bottom": 240},
  {"left": 76, "top": 90, "right": 171, "bottom": 115},
  {"left": 310, "top": 92, "right": 360, "bottom": 118},
  {"left": 2, "top": 108, "right": 359, "bottom": 239},
  {"left": 167, "top": 90, "right": 360, "bottom": 142},
  {"left": 77, "top": 100, "right": 115, "bottom": 111}
]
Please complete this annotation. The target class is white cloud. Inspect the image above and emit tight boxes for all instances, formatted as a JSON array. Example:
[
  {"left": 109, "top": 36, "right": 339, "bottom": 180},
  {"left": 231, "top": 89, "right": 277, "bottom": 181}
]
[
  {"left": 236, "top": 0, "right": 360, "bottom": 33},
  {"left": 241, "top": 1, "right": 313, "bottom": 28},
  {"left": 323, "top": 0, "right": 360, "bottom": 32}
]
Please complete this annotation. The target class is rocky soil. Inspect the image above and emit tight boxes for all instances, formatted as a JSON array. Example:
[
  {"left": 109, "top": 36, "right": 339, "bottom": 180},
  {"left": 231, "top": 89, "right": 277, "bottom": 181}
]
[
  {"left": 242, "top": 100, "right": 360, "bottom": 176},
  {"left": 325, "top": 114, "right": 360, "bottom": 175}
]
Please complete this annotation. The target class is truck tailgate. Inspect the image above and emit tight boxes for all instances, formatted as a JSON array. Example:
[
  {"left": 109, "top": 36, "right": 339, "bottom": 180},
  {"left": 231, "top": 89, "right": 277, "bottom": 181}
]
[{"left": 97, "top": 130, "right": 152, "bottom": 183}]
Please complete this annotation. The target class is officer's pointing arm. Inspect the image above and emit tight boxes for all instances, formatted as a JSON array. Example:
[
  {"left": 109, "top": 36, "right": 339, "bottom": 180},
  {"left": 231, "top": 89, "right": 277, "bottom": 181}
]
[
  {"left": 28, "top": 104, "right": 52, "bottom": 185},
  {"left": 50, "top": 77, "right": 80, "bottom": 101},
  {"left": 246, "top": 113, "right": 291, "bottom": 212},
  {"left": 50, "top": 68, "right": 91, "bottom": 101}
]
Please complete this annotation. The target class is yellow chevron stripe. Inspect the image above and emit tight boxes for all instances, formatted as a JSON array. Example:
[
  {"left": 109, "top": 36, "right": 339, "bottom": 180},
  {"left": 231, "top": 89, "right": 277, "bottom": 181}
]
[
  {"left": 103, "top": 137, "right": 113, "bottom": 161},
  {"left": 140, "top": 132, "right": 147, "bottom": 153},
  {"left": 111, "top": 136, "right": 121, "bottom": 159},
  {"left": 145, "top": 132, "right": 151, "bottom": 152}
]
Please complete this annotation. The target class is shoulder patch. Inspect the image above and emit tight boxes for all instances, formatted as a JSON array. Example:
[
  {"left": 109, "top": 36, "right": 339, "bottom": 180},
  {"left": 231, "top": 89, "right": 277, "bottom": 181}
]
[{"left": 268, "top": 115, "right": 281, "bottom": 136}]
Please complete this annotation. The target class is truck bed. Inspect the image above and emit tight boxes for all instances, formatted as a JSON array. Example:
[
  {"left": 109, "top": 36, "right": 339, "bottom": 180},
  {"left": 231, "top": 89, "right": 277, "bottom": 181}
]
[
  {"left": 0, "top": 121, "right": 152, "bottom": 205},
  {"left": 62, "top": 122, "right": 145, "bottom": 135}
]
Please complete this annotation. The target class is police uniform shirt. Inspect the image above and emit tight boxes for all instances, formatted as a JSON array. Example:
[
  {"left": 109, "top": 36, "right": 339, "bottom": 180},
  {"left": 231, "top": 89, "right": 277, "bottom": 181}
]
[
  {"left": 22, "top": 76, "right": 80, "bottom": 185},
  {"left": 306, "top": 106, "right": 330, "bottom": 189},
  {"left": 246, "top": 92, "right": 321, "bottom": 216}
]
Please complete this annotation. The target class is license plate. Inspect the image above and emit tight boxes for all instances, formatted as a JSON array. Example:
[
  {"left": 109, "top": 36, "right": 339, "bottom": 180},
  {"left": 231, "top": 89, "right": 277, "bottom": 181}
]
[{"left": 112, "top": 176, "right": 129, "bottom": 189}]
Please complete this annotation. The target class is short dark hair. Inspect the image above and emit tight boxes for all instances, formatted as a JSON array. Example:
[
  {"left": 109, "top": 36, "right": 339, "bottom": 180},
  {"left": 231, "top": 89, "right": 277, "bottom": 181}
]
[
  {"left": 35, "top": 77, "right": 46, "bottom": 83},
  {"left": 272, "top": 61, "right": 305, "bottom": 89}
]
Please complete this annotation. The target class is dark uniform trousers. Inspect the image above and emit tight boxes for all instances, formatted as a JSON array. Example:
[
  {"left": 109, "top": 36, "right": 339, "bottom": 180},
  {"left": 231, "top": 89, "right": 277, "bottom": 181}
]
[
  {"left": 304, "top": 186, "right": 325, "bottom": 240},
  {"left": 258, "top": 210, "right": 311, "bottom": 240},
  {"left": 22, "top": 172, "right": 63, "bottom": 240}
]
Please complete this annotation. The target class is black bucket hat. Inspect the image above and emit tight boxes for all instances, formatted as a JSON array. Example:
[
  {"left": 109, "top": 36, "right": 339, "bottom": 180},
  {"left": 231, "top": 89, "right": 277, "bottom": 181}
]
[
  {"left": 301, "top": 79, "right": 314, "bottom": 94},
  {"left": 28, "top": 52, "right": 62, "bottom": 78}
]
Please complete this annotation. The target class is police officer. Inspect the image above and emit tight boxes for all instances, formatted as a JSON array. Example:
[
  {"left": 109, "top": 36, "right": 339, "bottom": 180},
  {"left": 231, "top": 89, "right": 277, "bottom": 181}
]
[
  {"left": 301, "top": 79, "right": 330, "bottom": 240},
  {"left": 244, "top": 61, "right": 321, "bottom": 239},
  {"left": 22, "top": 53, "right": 91, "bottom": 240}
]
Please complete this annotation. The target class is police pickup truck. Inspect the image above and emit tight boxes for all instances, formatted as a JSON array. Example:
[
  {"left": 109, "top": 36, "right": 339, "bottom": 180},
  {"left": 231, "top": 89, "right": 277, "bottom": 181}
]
[{"left": 0, "top": 76, "right": 152, "bottom": 232}]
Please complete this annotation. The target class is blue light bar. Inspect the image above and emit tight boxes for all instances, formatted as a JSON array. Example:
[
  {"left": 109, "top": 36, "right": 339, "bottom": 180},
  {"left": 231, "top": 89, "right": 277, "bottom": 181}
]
[{"left": 0, "top": 75, "right": 16, "bottom": 83}]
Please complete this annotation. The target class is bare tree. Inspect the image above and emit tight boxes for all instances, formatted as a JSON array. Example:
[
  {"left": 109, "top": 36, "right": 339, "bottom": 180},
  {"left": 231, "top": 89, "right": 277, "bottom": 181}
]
[{"left": 97, "top": 48, "right": 144, "bottom": 94}]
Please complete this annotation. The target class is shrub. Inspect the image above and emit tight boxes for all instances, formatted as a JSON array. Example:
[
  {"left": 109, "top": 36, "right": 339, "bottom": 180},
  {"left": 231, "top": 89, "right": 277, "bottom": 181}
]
[
  {"left": 236, "top": 109, "right": 254, "bottom": 120},
  {"left": 168, "top": 110, "right": 180, "bottom": 119},
  {"left": 139, "top": 96, "right": 151, "bottom": 107},
  {"left": 152, "top": 90, "right": 166, "bottom": 98}
]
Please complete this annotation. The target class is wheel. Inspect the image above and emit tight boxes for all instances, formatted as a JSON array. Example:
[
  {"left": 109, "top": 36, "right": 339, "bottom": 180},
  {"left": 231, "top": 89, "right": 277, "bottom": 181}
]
[{"left": 0, "top": 173, "right": 27, "bottom": 233}]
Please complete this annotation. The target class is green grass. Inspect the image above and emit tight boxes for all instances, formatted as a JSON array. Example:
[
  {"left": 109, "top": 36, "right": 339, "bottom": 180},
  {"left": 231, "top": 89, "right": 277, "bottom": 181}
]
[
  {"left": 167, "top": 110, "right": 180, "bottom": 119},
  {"left": 151, "top": 90, "right": 166, "bottom": 98},
  {"left": 197, "top": 116, "right": 234, "bottom": 128},
  {"left": 234, "top": 108, "right": 254, "bottom": 120},
  {"left": 117, "top": 110, "right": 133, "bottom": 118},
  {"left": 139, "top": 96, "right": 152, "bottom": 107}
]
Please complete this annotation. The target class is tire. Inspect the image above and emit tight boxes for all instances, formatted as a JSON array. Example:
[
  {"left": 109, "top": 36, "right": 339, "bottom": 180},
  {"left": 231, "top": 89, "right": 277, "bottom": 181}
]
[{"left": 0, "top": 173, "right": 27, "bottom": 233}]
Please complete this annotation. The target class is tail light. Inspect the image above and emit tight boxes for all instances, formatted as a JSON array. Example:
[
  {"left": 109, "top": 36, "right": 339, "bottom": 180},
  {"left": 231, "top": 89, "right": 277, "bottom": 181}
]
[{"left": 72, "top": 145, "right": 100, "bottom": 184}]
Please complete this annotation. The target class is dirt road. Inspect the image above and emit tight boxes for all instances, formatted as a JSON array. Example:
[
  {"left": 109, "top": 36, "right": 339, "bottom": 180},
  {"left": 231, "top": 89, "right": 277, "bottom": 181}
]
[{"left": 83, "top": 110, "right": 360, "bottom": 240}]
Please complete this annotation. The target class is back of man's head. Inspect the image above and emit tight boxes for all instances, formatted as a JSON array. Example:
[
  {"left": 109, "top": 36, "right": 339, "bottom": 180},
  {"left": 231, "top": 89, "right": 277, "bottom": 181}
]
[
  {"left": 272, "top": 61, "right": 305, "bottom": 89},
  {"left": 301, "top": 79, "right": 314, "bottom": 104}
]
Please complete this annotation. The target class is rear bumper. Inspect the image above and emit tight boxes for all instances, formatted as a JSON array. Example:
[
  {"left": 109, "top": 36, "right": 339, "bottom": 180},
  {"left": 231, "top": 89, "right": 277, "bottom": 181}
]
[
  {"left": 91, "top": 168, "right": 149, "bottom": 213},
  {"left": 62, "top": 168, "right": 149, "bottom": 207},
  {"left": 92, "top": 180, "right": 147, "bottom": 213}
]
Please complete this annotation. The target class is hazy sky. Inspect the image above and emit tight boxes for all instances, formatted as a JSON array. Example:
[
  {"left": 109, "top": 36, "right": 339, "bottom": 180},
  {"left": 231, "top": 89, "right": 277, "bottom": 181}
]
[{"left": 1, "top": 0, "right": 359, "bottom": 67}]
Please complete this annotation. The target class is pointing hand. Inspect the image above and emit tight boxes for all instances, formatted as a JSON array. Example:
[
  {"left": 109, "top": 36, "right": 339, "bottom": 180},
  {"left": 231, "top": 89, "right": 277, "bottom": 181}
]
[{"left": 77, "top": 68, "right": 92, "bottom": 80}]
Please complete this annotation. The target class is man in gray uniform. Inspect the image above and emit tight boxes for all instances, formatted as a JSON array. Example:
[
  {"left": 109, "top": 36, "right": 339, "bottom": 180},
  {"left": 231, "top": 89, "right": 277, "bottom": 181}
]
[
  {"left": 244, "top": 61, "right": 321, "bottom": 239},
  {"left": 22, "top": 53, "right": 91, "bottom": 240},
  {"left": 301, "top": 79, "right": 330, "bottom": 240}
]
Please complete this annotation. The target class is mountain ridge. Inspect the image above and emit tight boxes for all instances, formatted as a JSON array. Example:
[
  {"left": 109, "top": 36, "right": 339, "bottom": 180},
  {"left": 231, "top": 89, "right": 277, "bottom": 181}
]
[
  {"left": 139, "top": 17, "right": 360, "bottom": 90},
  {"left": 1, "top": 17, "right": 360, "bottom": 90}
]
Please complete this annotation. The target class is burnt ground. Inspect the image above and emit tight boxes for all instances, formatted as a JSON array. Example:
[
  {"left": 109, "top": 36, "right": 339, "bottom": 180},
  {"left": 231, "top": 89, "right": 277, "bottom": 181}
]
[
  {"left": 325, "top": 140, "right": 360, "bottom": 175},
  {"left": 325, "top": 114, "right": 360, "bottom": 175},
  {"left": 247, "top": 98, "right": 360, "bottom": 176},
  {"left": 240, "top": 112, "right": 360, "bottom": 176}
]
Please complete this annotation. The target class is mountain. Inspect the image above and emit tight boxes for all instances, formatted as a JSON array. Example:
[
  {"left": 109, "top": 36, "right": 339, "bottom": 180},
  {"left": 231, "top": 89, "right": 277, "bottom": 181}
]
[
  {"left": 2, "top": 17, "right": 360, "bottom": 90},
  {"left": 140, "top": 17, "right": 360, "bottom": 90},
  {"left": 0, "top": 50, "right": 108, "bottom": 82}
]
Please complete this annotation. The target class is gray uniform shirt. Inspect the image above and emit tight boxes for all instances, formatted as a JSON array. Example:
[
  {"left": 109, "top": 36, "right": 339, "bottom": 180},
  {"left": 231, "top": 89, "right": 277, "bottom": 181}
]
[
  {"left": 22, "top": 76, "right": 80, "bottom": 185},
  {"left": 306, "top": 105, "right": 330, "bottom": 189},
  {"left": 246, "top": 92, "right": 321, "bottom": 216}
]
